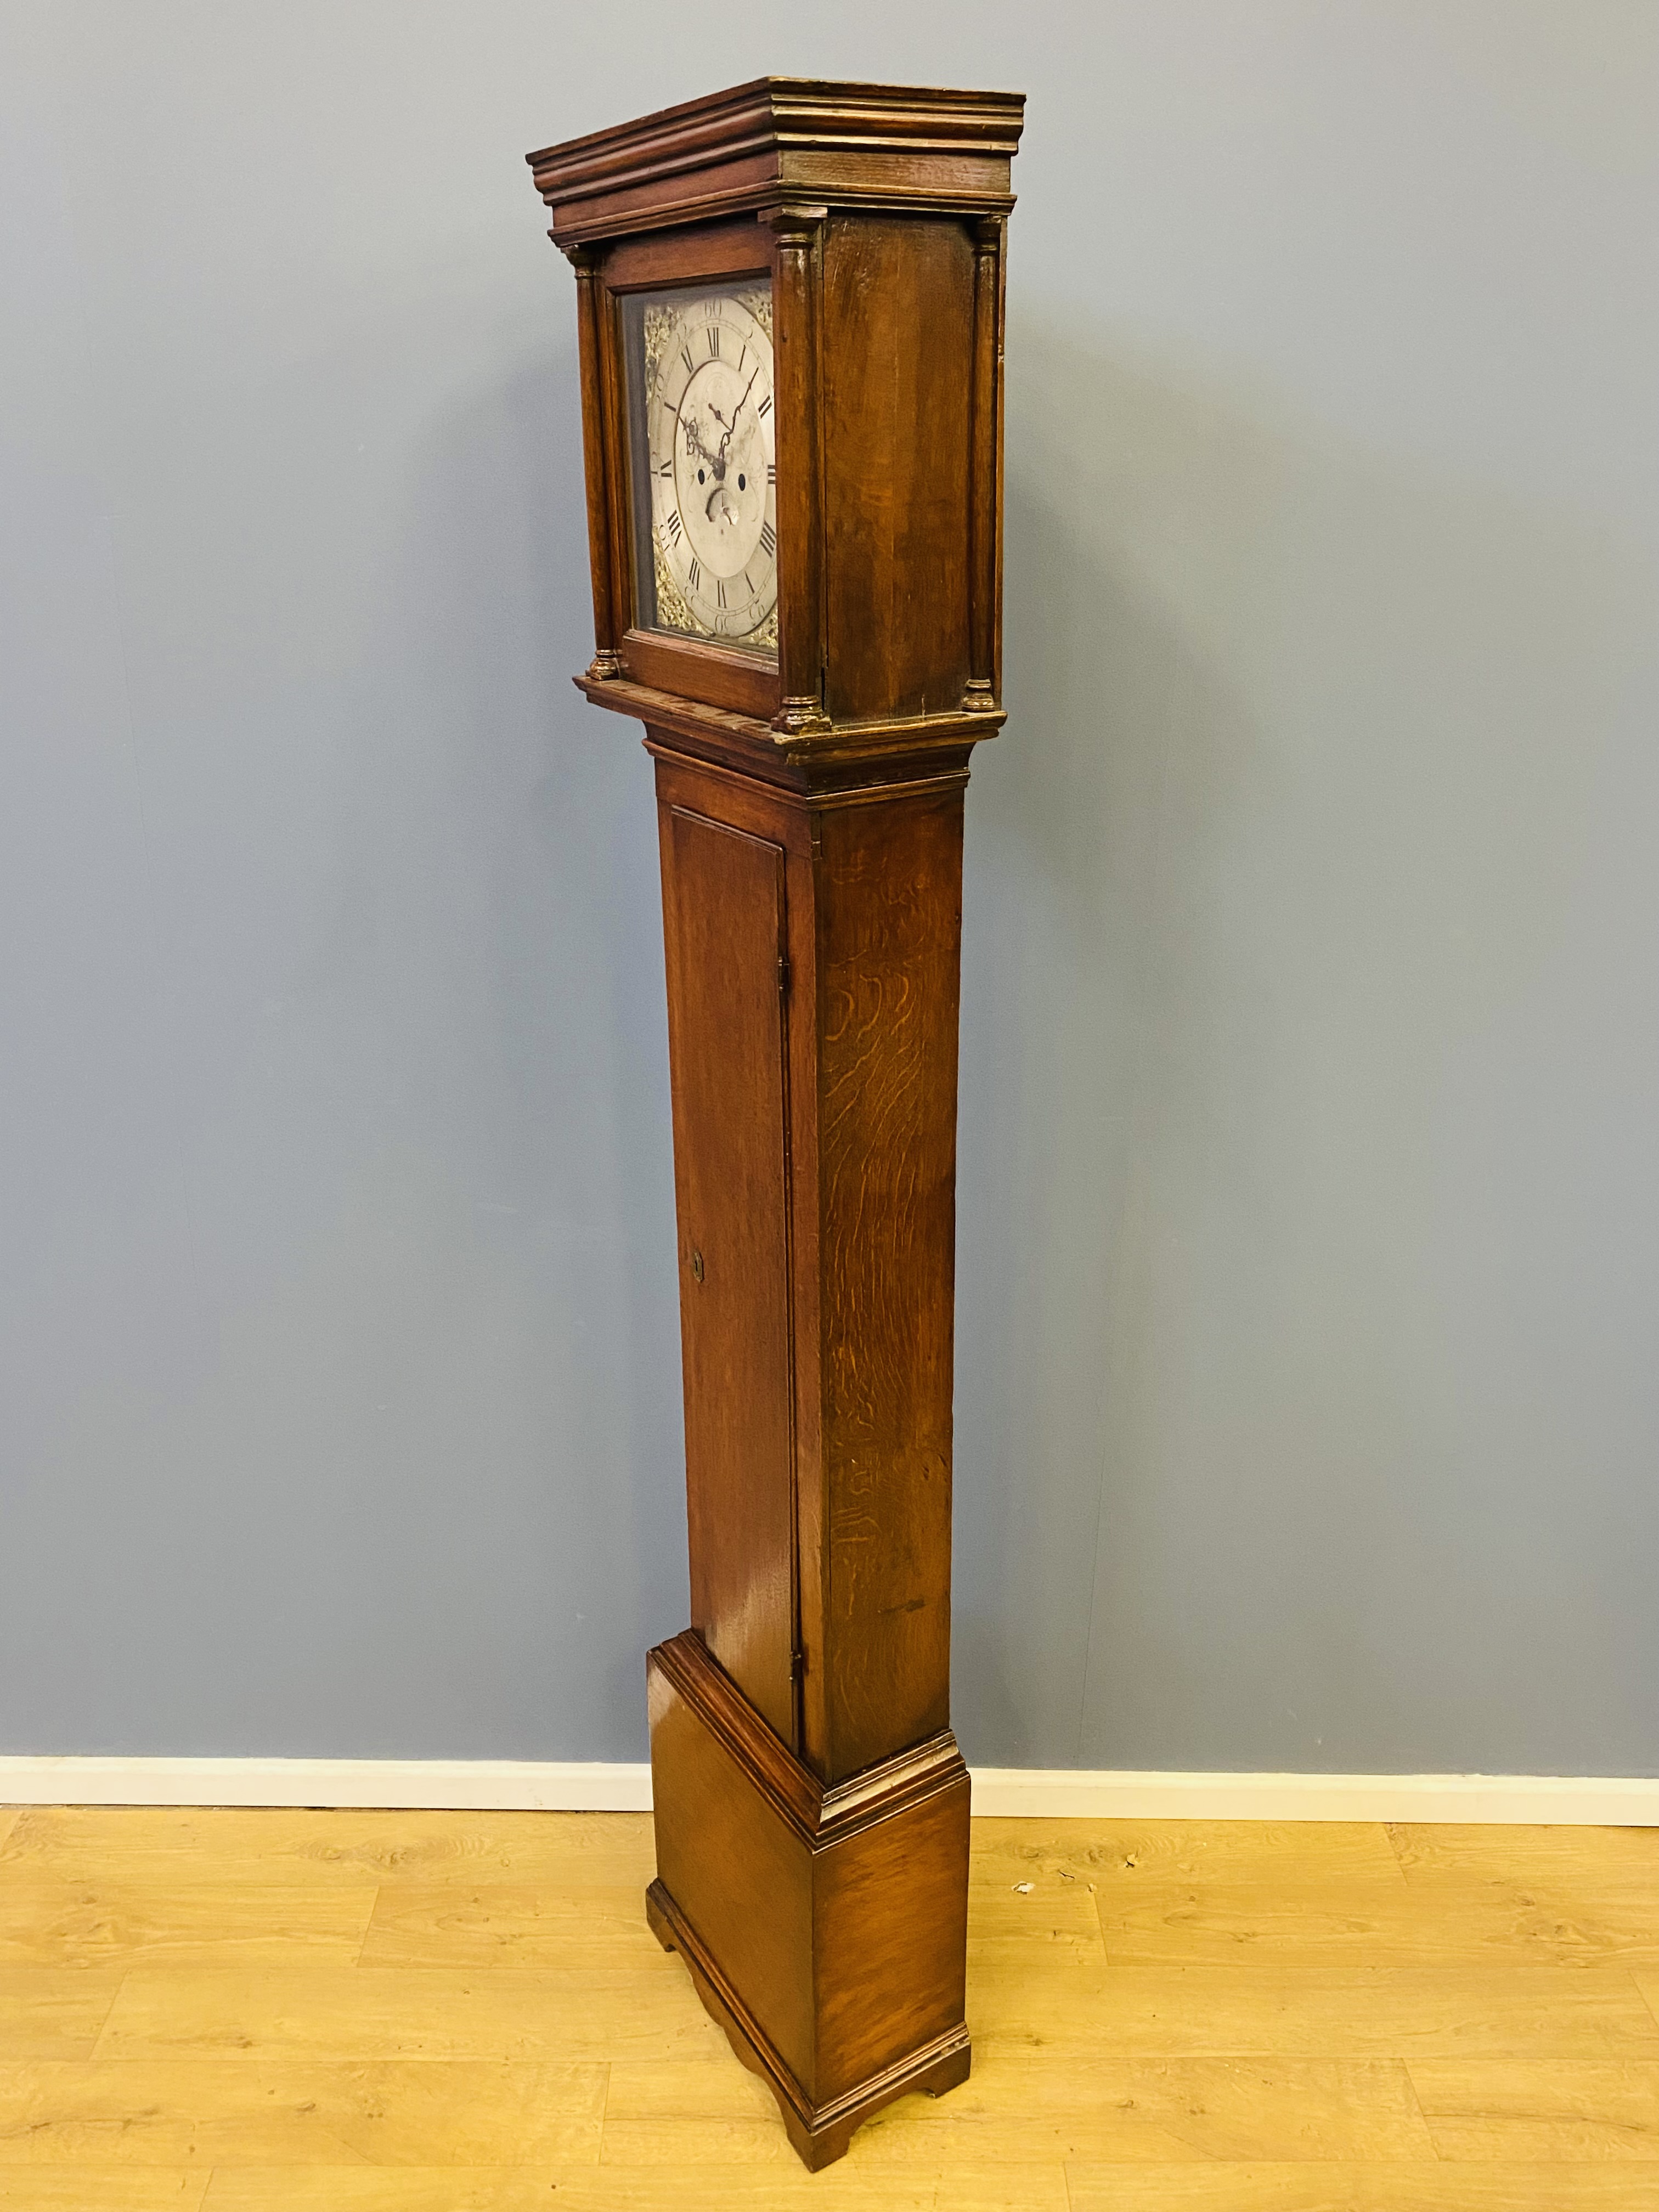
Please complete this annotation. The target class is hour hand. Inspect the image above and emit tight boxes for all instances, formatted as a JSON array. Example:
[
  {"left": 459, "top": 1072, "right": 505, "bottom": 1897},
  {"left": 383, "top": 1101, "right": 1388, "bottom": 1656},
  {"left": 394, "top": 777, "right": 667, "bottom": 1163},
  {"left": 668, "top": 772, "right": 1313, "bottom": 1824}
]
[{"left": 681, "top": 415, "right": 721, "bottom": 471}]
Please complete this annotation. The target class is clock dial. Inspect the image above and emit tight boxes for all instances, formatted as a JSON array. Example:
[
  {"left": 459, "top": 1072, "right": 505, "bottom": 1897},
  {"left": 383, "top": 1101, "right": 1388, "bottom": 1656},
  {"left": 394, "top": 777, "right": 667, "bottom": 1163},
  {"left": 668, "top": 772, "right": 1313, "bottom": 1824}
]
[{"left": 643, "top": 291, "right": 777, "bottom": 647}]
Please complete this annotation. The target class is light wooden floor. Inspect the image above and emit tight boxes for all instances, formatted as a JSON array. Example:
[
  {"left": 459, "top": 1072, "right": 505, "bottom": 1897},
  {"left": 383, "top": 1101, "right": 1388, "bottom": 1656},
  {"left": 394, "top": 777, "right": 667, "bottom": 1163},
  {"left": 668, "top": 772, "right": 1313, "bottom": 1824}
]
[{"left": 1, "top": 1807, "right": 1658, "bottom": 2207}]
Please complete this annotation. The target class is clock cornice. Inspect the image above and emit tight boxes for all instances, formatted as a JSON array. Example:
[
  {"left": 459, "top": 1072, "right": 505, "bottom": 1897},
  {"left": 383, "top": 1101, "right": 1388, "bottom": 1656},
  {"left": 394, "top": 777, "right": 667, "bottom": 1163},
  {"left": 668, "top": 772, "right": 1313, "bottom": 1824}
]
[{"left": 527, "top": 76, "right": 1025, "bottom": 247}]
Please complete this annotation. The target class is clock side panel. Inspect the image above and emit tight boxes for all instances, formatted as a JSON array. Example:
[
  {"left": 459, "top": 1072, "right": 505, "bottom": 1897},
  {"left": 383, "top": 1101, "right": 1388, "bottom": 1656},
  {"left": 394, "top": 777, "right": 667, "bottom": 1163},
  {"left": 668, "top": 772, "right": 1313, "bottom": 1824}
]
[
  {"left": 814, "top": 787, "right": 964, "bottom": 1782},
  {"left": 820, "top": 217, "right": 976, "bottom": 725},
  {"left": 658, "top": 802, "right": 798, "bottom": 1749}
]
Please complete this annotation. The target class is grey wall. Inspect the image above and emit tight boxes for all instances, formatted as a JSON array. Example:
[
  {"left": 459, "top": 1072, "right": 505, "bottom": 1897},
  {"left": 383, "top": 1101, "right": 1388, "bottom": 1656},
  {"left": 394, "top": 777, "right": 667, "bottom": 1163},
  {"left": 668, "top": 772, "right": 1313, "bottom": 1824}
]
[{"left": 3, "top": 1, "right": 1655, "bottom": 1774}]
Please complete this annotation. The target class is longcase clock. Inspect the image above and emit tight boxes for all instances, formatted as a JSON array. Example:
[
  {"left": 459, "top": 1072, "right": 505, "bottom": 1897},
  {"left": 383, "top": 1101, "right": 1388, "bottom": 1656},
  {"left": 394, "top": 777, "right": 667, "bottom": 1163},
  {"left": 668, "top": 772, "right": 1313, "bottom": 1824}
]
[{"left": 527, "top": 77, "right": 1023, "bottom": 2170}]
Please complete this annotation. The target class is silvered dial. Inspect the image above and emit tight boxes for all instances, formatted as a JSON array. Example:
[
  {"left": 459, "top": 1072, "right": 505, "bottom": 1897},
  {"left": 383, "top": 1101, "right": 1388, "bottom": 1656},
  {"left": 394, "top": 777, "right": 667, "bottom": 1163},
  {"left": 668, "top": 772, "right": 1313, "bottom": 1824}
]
[{"left": 648, "top": 293, "right": 776, "bottom": 644}]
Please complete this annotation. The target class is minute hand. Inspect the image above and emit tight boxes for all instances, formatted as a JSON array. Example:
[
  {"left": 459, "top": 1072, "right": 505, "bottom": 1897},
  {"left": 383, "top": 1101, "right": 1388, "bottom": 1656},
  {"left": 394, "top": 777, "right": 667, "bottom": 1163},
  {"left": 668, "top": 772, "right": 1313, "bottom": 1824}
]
[{"left": 711, "top": 367, "right": 761, "bottom": 464}]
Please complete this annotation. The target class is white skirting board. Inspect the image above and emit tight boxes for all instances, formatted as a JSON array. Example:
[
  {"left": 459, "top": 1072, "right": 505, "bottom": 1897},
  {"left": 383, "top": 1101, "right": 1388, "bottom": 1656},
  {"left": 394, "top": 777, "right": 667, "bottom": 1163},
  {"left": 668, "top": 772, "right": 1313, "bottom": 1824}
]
[
  {"left": 970, "top": 1769, "right": 1659, "bottom": 1825},
  {"left": 0, "top": 1759, "right": 655, "bottom": 1814},
  {"left": 1, "top": 1757, "right": 1657, "bottom": 1824}
]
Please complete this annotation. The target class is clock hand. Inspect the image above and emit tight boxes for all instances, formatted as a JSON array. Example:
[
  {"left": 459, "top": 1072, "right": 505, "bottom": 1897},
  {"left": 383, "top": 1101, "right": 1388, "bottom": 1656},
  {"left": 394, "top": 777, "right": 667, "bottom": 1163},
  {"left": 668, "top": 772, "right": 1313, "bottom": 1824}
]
[
  {"left": 708, "top": 370, "right": 760, "bottom": 470},
  {"left": 687, "top": 409, "right": 736, "bottom": 482},
  {"left": 680, "top": 414, "right": 723, "bottom": 472},
  {"left": 707, "top": 407, "right": 737, "bottom": 476},
  {"left": 722, "top": 368, "right": 760, "bottom": 445}
]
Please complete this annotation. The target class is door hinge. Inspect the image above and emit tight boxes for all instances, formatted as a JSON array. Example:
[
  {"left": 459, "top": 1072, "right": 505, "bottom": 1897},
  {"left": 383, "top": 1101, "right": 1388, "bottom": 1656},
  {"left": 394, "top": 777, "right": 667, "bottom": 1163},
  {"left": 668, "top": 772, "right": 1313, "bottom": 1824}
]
[
  {"left": 790, "top": 1646, "right": 806, "bottom": 1681},
  {"left": 778, "top": 951, "right": 792, "bottom": 996}
]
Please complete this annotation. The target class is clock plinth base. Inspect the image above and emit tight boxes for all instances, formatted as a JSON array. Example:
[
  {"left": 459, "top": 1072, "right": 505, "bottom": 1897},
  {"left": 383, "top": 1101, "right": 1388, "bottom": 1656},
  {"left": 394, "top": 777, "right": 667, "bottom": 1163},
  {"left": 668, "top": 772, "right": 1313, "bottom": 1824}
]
[
  {"left": 646, "top": 1631, "right": 972, "bottom": 2171},
  {"left": 646, "top": 1881, "right": 972, "bottom": 2171}
]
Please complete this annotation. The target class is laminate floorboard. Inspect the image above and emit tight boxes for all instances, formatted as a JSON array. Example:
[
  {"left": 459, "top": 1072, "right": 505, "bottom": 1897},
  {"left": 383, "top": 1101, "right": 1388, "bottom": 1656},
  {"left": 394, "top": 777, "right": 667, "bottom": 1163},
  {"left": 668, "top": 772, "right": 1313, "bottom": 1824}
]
[{"left": 0, "top": 1805, "right": 1653, "bottom": 2206}]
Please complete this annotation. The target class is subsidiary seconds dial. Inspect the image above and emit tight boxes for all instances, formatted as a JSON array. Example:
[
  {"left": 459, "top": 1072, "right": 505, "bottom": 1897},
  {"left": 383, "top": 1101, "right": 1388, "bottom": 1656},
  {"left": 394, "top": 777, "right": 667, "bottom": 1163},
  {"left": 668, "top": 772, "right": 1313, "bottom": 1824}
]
[{"left": 648, "top": 293, "right": 777, "bottom": 644}]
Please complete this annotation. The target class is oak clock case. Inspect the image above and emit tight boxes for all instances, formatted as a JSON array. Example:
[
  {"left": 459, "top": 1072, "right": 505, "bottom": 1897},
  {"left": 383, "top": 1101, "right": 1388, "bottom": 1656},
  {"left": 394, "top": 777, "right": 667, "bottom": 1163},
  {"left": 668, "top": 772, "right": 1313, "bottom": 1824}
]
[{"left": 528, "top": 77, "right": 1023, "bottom": 2173}]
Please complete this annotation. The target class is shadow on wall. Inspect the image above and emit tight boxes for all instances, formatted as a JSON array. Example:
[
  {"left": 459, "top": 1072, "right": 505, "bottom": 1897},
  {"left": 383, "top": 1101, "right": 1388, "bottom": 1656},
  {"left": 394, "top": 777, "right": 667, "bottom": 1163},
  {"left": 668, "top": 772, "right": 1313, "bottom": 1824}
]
[{"left": 952, "top": 314, "right": 1659, "bottom": 1775}]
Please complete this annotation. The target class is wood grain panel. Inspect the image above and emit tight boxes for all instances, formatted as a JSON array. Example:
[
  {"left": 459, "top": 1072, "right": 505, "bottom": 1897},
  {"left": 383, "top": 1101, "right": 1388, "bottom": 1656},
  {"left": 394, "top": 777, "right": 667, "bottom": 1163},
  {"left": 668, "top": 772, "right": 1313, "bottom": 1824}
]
[
  {"left": 357, "top": 1885, "right": 676, "bottom": 1972},
  {"left": 821, "top": 217, "right": 974, "bottom": 722},
  {"left": 966, "top": 1879, "right": 1107, "bottom": 1963},
  {"left": 200, "top": 2169, "right": 1070, "bottom": 2212},
  {"left": 597, "top": 2113, "right": 1072, "bottom": 2188},
  {"left": 659, "top": 804, "right": 797, "bottom": 1744},
  {"left": 968, "top": 1960, "right": 1659, "bottom": 2060},
  {"left": 0, "top": 1886, "right": 376, "bottom": 1969},
  {"left": 597, "top": 2117, "right": 831, "bottom": 2164},
  {"left": 1094, "top": 1870, "right": 1659, "bottom": 1970},
  {"left": 198, "top": 2177, "right": 565, "bottom": 2212},
  {"left": 0, "top": 1970, "right": 124, "bottom": 2060},
  {"left": 0, "top": 1807, "right": 655, "bottom": 1889},
  {"left": 90, "top": 1966, "right": 725, "bottom": 2063},
  {"left": 623, "top": 629, "right": 779, "bottom": 721},
  {"left": 814, "top": 789, "right": 964, "bottom": 1780},
  {"left": 9, "top": 1807, "right": 1659, "bottom": 2197},
  {"left": 1408, "top": 2057, "right": 1659, "bottom": 2160},
  {"left": 814, "top": 1774, "right": 968, "bottom": 2099},
  {"left": 1391, "top": 1825, "right": 1659, "bottom": 1882},
  {"left": 602, "top": 221, "right": 772, "bottom": 292},
  {"left": 0, "top": 2060, "right": 605, "bottom": 2166},
  {"left": 1064, "top": 2165, "right": 1659, "bottom": 2210},
  {"left": 0, "top": 2175, "right": 210, "bottom": 2209},
  {"left": 1384, "top": 1824, "right": 1659, "bottom": 1967},
  {"left": 604, "top": 2058, "right": 793, "bottom": 2119},
  {"left": 604, "top": 2052, "right": 1432, "bottom": 2162},
  {"left": 970, "top": 1817, "right": 1408, "bottom": 1890},
  {"left": 853, "top": 2053, "right": 1435, "bottom": 2163},
  {"left": 646, "top": 1650, "right": 815, "bottom": 2096}
]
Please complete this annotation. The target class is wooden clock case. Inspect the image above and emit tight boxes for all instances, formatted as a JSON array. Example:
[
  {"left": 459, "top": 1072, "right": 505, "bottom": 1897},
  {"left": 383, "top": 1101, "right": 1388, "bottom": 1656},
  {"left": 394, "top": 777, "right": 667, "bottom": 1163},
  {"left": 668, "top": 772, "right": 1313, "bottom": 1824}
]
[{"left": 528, "top": 78, "right": 1022, "bottom": 2170}]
